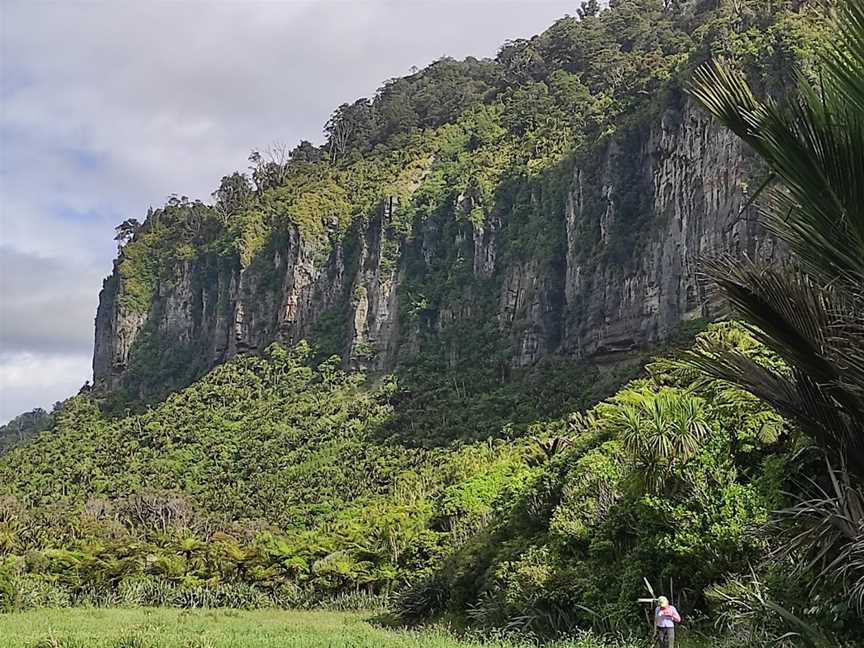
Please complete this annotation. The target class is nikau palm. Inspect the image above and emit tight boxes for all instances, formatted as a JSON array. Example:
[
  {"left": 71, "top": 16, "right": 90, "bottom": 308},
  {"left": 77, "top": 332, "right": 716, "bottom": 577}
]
[
  {"left": 688, "top": 0, "right": 864, "bottom": 607},
  {"left": 609, "top": 387, "right": 711, "bottom": 494}
]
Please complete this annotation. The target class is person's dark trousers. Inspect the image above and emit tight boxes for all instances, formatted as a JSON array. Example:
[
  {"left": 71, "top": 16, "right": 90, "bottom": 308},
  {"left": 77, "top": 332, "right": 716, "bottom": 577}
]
[{"left": 656, "top": 626, "right": 675, "bottom": 648}]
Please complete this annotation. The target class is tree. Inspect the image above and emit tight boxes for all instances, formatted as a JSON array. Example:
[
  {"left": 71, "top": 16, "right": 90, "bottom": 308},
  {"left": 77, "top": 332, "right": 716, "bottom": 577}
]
[
  {"left": 497, "top": 39, "right": 548, "bottom": 84},
  {"left": 248, "top": 142, "right": 291, "bottom": 191},
  {"left": 289, "top": 140, "right": 323, "bottom": 164},
  {"left": 0, "top": 408, "right": 52, "bottom": 452},
  {"left": 113, "top": 218, "right": 141, "bottom": 247},
  {"left": 212, "top": 172, "right": 253, "bottom": 219},
  {"left": 325, "top": 99, "right": 376, "bottom": 162},
  {"left": 688, "top": 0, "right": 864, "bottom": 607},
  {"left": 578, "top": 0, "right": 601, "bottom": 19},
  {"left": 605, "top": 387, "right": 711, "bottom": 494}
]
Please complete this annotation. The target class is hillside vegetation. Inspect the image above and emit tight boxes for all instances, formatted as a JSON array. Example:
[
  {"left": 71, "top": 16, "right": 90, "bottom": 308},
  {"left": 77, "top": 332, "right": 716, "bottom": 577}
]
[
  {"left": 0, "top": 338, "right": 636, "bottom": 608},
  {"left": 3, "top": 325, "right": 859, "bottom": 644},
  {"left": 0, "top": 409, "right": 52, "bottom": 455}
]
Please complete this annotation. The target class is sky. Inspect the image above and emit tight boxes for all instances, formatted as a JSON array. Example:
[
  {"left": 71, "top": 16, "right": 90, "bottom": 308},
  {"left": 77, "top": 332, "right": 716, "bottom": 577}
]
[{"left": 0, "top": 0, "right": 580, "bottom": 424}]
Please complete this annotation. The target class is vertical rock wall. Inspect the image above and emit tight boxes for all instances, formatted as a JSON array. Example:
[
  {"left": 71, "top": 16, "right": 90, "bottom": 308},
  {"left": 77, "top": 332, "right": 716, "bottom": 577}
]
[
  {"left": 93, "top": 99, "right": 775, "bottom": 396},
  {"left": 562, "top": 100, "right": 774, "bottom": 358}
]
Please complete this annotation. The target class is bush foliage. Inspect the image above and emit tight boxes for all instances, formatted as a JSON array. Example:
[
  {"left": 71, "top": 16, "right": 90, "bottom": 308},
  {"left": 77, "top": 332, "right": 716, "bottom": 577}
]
[{"left": 3, "top": 325, "right": 860, "bottom": 643}]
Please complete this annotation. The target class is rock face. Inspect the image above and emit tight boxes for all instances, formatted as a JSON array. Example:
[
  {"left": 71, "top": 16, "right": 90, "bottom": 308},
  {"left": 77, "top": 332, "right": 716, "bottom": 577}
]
[
  {"left": 93, "top": 98, "right": 775, "bottom": 397},
  {"left": 562, "top": 102, "right": 775, "bottom": 359}
]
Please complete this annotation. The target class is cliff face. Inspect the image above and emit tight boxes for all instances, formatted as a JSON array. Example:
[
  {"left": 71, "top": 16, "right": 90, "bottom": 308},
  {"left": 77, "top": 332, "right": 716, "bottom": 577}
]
[
  {"left": 562, "top": 100, "right": 776, "bottom": 358},
  {"left": 92, "top": 98, "right": 773, "bottom": 398}
]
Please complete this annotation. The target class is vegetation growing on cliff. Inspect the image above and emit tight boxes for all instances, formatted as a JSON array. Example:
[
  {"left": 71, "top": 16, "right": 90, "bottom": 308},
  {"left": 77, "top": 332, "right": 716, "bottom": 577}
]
[{"left": 109, "top": 0, "right": 828, "bottom": 315}]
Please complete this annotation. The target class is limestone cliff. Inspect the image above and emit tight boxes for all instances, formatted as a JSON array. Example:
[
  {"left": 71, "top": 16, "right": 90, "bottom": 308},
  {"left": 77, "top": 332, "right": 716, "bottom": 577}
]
[
  {"left": 92, "top": 94, "right": 773, "bottom": 400},
  {"left": 562, "top": 99, "right": 775, "bottom": 359}
]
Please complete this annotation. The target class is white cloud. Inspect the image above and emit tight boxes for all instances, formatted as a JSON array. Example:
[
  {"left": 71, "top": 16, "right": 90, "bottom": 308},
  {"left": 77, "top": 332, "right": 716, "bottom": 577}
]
[
  {"left": 0, "top": 351, "right": 92, "bottom": 421},
  {"left": 0, "top": 246, "right": 102, "bottom": 354},
  {"left": 0, "top": 0, "right": 578, "bottom": 422}
]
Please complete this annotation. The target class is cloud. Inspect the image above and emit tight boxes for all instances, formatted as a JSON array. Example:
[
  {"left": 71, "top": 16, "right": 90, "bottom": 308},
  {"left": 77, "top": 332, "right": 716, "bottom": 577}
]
[
  {"left": 0, "top": 0, "right": 578, "bottom": 422},
  {"left": 0, "top": 351, "right": 92, "bottom": 422},
  {"left": 0, "top": 246, "right": 101, "bottom": 355}
]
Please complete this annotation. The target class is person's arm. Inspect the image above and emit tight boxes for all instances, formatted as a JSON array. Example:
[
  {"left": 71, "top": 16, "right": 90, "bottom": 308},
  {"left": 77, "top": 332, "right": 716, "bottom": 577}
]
[{"left": 670, "top": 606, "right": 681, "bottom": 623}]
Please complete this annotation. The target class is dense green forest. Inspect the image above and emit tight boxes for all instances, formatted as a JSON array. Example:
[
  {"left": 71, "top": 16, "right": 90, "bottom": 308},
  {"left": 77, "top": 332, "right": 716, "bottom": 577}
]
[
  {"left": 0, "top": 326, "right": 823, "bottom": 632},
  {"left": 3, "top": 324, "right": 861, "bottom": 644},
  {"left": 3, "top": 1, "right": 863, "bottom": 647}
]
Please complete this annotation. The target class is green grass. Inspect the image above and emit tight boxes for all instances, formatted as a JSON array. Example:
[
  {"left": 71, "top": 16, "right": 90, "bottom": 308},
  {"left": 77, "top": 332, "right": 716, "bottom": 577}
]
[{"left": 0, "top": 608, "right": 628, "bottom": 648}]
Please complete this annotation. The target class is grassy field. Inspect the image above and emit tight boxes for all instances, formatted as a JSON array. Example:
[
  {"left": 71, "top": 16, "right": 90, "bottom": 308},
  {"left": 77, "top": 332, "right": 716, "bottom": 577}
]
[{"left": 0, "top": 608, "right": 638, "bottom": 648}]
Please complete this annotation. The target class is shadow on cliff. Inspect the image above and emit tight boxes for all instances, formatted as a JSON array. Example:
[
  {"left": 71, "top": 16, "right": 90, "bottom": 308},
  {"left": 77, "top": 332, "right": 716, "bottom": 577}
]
[
  {"left": 373, "top": 352, "right": 647, "bottom": 448},
  {"left": 360, "top": 144, "right": 656, "bottom": 448}
]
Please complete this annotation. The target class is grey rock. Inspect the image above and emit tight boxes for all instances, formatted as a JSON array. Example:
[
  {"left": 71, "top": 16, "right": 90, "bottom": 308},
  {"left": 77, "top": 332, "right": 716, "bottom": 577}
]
[{"left": 93, "top": 100, "right": 776, "bottom": 397}]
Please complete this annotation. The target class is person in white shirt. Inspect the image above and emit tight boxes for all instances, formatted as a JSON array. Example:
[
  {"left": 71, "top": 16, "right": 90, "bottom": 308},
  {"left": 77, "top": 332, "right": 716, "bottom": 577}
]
[{"left": 654, "top": 595, "right": 681, "bottom": 647}]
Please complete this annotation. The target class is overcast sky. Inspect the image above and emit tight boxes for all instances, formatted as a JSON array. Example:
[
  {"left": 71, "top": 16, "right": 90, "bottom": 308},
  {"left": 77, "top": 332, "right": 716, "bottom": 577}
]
[{"left": 0, "top": 0, "right": 579, "bottom": 423}]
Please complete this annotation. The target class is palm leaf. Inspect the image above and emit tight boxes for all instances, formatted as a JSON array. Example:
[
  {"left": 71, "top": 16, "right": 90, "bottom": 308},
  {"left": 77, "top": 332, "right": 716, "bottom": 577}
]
[
  {"left": 691, "top": 53, "right": 864, "bottom": 284},
  {"left": 686, "top": 1, "right": 864, "bottom": 610}
]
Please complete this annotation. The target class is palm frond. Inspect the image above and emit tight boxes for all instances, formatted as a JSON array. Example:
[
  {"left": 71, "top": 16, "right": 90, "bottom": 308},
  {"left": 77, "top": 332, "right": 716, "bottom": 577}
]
[
  {"left": 691, "top": 52, "right": 864, "bottom": 284},
  {"left": 693, "top": 257, "right": 864, "bottom": 474},
  {"left": 773, "top": 460, "right": 864, "bottom": 611},
  {"left": 825, "top": 0, "right": 864, "bottom": 117}
]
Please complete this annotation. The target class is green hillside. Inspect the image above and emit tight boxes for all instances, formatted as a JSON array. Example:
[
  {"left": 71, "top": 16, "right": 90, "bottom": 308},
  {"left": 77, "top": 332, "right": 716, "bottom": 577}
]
[
  {"left": 3, "top": 325, "right": 859, "bottom": 643},
  {"left": 0, "top": 338, "right": 636, "bottom": 606}
]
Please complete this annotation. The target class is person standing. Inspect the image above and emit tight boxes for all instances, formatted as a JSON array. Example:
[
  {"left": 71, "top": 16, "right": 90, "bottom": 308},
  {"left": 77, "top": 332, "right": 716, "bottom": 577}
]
[{"left": 654, "top": 595, "right": 681, "bottom": 647}]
